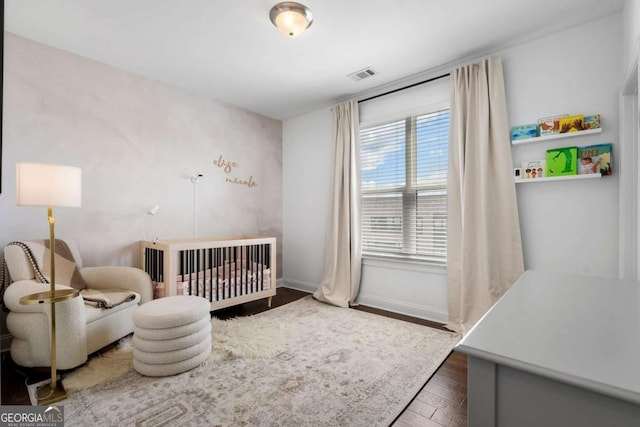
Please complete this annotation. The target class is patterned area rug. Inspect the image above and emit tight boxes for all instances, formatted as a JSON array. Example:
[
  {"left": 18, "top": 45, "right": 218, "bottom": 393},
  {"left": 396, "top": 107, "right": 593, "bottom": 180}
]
[{"left": 61, "top": 296, "right": 459, "bottom": 426}]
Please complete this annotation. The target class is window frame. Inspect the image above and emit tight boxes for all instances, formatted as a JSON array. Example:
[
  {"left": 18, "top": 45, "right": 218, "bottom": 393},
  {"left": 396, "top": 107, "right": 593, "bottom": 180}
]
[{"left": 360, "top": 109, "right": 449, "bottom": 265}]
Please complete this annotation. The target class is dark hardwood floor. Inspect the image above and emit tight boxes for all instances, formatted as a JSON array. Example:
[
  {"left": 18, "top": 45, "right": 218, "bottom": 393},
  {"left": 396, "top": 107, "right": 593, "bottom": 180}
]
[{"left": 0, "top": 287, "right": 467, "bottom": 426}]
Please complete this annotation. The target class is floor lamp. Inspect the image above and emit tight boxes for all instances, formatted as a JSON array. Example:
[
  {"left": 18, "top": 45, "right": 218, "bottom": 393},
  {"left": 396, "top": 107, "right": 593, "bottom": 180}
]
[{"left": 16, "top": 162, "right": 82, "bottom": 405}]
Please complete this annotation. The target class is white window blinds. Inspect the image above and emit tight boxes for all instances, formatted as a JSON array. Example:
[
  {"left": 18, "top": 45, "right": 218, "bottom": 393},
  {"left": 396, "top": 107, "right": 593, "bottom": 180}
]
[{"left": 359, "top": 77, "right": 449, "bottom": 264}]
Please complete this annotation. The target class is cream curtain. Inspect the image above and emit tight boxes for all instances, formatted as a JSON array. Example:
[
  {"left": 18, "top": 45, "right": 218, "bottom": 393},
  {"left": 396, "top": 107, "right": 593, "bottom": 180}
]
[
  {"left": 313, "top": 100, "right": 362, "bottom": 307},
  {"left": 446, "top": 57, "right": 524, "bottom": 334}
]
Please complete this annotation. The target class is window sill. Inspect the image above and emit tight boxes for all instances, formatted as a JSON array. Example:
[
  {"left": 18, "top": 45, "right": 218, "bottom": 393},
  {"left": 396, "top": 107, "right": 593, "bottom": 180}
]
[{"left": 362, "top": 255, "right": 446, "bottom": 275}]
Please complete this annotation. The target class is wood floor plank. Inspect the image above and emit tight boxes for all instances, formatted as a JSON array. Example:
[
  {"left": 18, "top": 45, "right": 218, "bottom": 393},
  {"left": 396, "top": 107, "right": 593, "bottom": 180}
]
[
  {"left": 415, "top": 389, "right": 463, "bottom": 411},
  {"left": 431, "top": 405, "right": 468, "bottom": 427},
  {"left": 406, "top": 398, "right": 438, "bottom": 418},
  {"left": 423, "top": 380, "right": 467, "bottom": 405},
  {"left": 430, "top": 372, "right": 468, "bottom": 395},
  {"left": 393, "top": 409, "right": 443, "bottom": 427}
]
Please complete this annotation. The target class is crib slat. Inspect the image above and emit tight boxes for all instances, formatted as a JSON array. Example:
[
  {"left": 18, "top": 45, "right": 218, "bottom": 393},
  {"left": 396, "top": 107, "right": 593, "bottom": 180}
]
[{"left": 209, "top": 248, "right": 214, "bottom": 301}]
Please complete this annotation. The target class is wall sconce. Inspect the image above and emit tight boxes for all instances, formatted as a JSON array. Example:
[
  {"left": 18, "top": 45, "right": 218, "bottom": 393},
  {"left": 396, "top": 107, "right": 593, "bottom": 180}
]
[{"left": 269, "top": 2, "right": 314, "bottom": 37}]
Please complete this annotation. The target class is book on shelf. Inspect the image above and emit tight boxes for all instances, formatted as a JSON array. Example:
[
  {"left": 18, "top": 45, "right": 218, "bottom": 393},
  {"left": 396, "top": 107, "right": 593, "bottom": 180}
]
[
  {"left": 559, "top": 114, "right": 585, "bottom": 133},
  {"left": 522, "top": 160, "right": 546, "bottom": 179},
  {"left": 546, "top": 146, "right": 578, "bottom": 176},
  {"left": 511, "top": 124, "right": 537, "bottom": 140},
  {"left": 538, "top": 114, "right": 567, "bottom": 136},
  {"left": 578, "top": 143, "right": 612, "bottom": 175},
  {"left": 583, "top": 114, "right": 601, "bottom": 130}
]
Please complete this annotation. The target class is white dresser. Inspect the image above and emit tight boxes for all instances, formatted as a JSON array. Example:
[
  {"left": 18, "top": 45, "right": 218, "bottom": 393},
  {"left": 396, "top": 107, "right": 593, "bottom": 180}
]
[{"left": 456, "top": 270, "right": 640, "bottom": 427}]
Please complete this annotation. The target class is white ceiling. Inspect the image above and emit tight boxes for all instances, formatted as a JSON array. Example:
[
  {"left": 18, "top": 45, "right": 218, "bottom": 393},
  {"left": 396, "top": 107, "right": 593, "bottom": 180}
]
[{"left": 5, "top": 0, "right": 625, "bottom": 120}]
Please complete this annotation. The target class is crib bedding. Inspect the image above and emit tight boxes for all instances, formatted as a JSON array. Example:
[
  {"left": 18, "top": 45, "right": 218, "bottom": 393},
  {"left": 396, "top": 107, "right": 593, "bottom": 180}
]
[{"left": 154, "top": 266, "right": 271, "bottom": 299}]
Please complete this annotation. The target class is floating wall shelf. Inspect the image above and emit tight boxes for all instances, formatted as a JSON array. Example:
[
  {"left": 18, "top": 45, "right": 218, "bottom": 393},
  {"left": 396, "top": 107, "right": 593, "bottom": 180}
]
[
  {"left": 511, "top": 128, "right": 602, "bottom": 145},
  {"left": 515, "top": 173, "right": 602, "bottom": 184}
]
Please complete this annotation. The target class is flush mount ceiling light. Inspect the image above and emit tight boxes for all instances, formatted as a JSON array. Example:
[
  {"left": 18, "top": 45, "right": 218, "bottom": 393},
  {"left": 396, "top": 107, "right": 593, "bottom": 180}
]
[{"left": 269, "top": 2, "right": 314, "bottom": 37}]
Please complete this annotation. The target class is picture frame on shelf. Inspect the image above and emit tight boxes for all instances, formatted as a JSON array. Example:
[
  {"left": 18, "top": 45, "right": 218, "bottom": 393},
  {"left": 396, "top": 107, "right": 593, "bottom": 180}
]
[
  {"left": 538, "top": 114, "right": 567, "bottom": 137},
  {"left": 511, "top": 124, "right": 537, "bottom": 140},
  {"left": 521, "top": 160, "right": 546, "bottom": 179},
  {"left": 546, "top": 146, "right": 578, "bottom": 176},
  {"left": 578, "top": 143, "right": 612, "bottom": 176},
  {"left": 559, "top": 115, "right": 585, "bottom": 133},
  {"left": 583, "top": 114, "right": 601, "bottom": 130}
]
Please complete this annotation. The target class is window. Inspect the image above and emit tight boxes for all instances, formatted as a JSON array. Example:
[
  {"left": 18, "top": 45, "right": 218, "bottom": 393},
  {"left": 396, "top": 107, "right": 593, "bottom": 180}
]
[{"left": 360, "top": 109, "right": 449, "bottom": 264}]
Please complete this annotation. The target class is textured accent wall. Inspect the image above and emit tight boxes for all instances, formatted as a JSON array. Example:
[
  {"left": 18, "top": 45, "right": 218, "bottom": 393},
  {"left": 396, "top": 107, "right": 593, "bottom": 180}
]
[{"left": 0, "top": 33, "right": 282, "bottom": 276}]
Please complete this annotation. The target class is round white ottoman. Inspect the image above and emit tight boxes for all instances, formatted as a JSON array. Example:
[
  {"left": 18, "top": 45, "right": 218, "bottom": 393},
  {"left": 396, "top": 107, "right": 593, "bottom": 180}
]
[{"left": 132, "top": 295, "right": 212, "bottom": 376}]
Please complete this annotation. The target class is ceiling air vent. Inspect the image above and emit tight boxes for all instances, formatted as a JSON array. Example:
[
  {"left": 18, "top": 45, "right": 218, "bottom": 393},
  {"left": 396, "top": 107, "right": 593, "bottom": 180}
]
[{"left": 348, "top": 67, "right": 377, "bottom": 82}]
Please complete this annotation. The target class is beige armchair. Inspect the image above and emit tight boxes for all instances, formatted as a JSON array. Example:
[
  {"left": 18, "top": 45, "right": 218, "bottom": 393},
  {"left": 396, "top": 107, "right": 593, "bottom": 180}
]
[{"left": 2, "top": 240, "right": 152, "bottom": 369}]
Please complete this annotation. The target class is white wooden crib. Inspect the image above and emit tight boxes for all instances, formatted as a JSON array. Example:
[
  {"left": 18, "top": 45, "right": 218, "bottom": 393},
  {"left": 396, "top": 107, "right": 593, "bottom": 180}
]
[{"left": 140, "top": 237, "right": 276, "bottom": 311}]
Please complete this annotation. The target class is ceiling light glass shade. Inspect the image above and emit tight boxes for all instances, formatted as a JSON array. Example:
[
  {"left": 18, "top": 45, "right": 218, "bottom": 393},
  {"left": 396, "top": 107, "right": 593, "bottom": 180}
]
[
  {"left": 16, "top": 162, "right": 82, "bottom": 207},
  {"left": 269, "top": 2, "right": 313, "bottom": 37}
]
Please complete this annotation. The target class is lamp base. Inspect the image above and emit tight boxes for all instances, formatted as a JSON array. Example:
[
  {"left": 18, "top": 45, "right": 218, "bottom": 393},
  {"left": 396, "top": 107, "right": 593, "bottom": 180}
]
[{"left": 35, "top": 381, "right": 67, "bottom": 405}]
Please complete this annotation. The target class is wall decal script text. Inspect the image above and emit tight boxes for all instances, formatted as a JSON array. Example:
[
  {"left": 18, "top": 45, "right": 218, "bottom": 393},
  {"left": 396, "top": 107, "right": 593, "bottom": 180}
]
[
  {"left": 213, "top": 154, "right": 258, "bottom": 189},
  {"left": 226, "top": 176, "right": 257, "bottom": 188},
  {"left": 213, "top": 155, "right": 238, "bottom": 174}
]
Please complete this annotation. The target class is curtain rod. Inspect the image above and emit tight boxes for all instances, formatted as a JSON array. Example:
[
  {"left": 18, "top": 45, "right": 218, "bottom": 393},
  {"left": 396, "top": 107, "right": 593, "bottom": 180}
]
[{"left": 357, "top": 72, "right": 451, "bottom": 104}]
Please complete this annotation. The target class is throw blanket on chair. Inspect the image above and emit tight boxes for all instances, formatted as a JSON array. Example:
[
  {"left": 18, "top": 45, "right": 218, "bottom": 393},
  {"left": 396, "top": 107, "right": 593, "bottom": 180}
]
[
  {"left": 7, "top": 240, "right": 88, "bottom": 289},
  {"left": 80, "top": 289, "right": 136, "bottom": 309},
  {"left": 41, "top": 239, "right": 88, "bottom": 290}
]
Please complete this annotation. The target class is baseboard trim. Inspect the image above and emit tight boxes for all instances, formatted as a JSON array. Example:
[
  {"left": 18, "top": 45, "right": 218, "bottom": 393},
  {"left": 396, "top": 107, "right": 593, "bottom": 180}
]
[
  {"left": 356, "top": 294, "right": 449, "bottom": 324},
  {"left": 281, "top": 278, "right": 317, "bottom": 293},
  {"left": 282, "top": 278, "right": 448, "bottom": 324}
]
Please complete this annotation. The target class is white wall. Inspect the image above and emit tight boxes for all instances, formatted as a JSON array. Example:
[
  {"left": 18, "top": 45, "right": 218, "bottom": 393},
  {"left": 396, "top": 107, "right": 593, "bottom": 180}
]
[
  {"left": 283, "top": 14, "right": 624, "bottom": 323},
  {"left": 620, "top": 0, "right": 640, "bottom": 282},
  {"left": 507, "top": 14, "right": 622, "bottom": 278},
  {"left": 0, "top": 33, "right": 283, "bottom": 274},
  {"left": 282, "top": 107, "right": 333, "bottom": 287},
  {"left": 624, "top": 0, "right": 640, "bottom": 70}
]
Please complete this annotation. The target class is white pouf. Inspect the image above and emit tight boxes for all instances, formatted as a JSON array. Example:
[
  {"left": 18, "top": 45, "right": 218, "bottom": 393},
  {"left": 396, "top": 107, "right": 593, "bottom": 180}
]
[{"left": 132, "top": 295, "right": 212, "bottom": 376}]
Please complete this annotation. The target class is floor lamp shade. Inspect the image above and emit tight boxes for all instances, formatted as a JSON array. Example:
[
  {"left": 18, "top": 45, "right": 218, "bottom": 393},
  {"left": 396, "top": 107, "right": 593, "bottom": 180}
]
[{"left": 16, "top": 163, "right": 82, "bottom": 207}]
